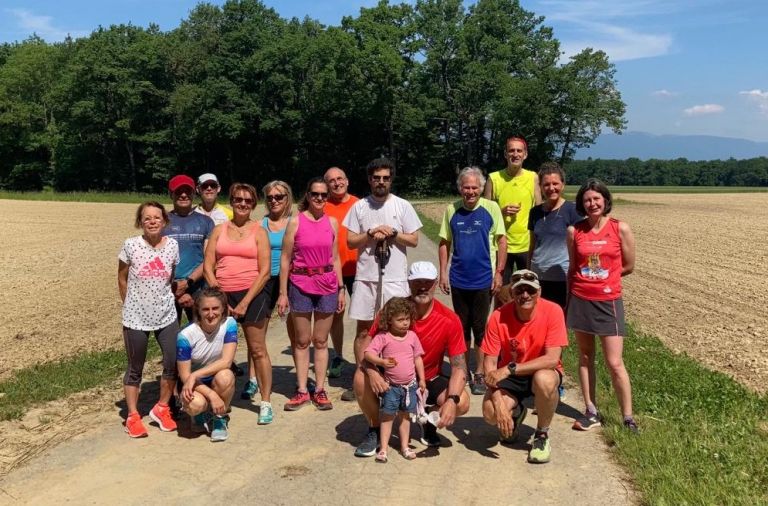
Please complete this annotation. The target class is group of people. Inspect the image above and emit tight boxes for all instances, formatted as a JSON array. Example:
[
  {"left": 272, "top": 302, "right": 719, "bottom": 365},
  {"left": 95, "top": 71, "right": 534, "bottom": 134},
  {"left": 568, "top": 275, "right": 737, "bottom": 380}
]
[{"left": 117, "top": 137, "right": 638, "bottom": 464}]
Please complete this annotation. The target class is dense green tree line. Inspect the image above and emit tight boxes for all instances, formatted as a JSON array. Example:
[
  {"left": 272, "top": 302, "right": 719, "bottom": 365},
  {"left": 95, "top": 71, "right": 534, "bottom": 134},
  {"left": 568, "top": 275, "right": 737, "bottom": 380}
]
[
  {"left": 0, "top": 0, "right": 625, "bottom": 194},
  {"left": 565, "top": 157, "right": 768, "bottom": 187}
]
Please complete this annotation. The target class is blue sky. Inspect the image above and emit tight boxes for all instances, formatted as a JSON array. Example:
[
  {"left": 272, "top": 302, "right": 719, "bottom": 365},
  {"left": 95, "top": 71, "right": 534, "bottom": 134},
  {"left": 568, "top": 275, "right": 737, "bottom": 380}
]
[{"left": 2, "top": 0, "right": 767, "bottom": 141}]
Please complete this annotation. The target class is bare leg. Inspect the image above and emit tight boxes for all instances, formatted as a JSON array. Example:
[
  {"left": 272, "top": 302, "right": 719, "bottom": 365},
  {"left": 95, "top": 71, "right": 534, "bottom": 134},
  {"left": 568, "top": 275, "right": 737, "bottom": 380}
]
[
  {"left": 245, "top": 320, "right": 272, "bottom": 402},
  {"left": 531, "top": 370, "right": 560, "bottom": 429},
  {"left": 330, "top": 312, "right": 344, "bottom": 358},
  {"left": 311, "top": 312, "right": 334, "bottom": 390},
  {"left": 158, "top": 378, "right": 175, "bottom": 405},
  {"left": 292, "top": 312, "right": 313, "bottom": 391},
  {"left": 378, "top": 413, "right": 395, "bottom": 454},
  {"left": 575, "top": 331, "right": 597, "bottom": 411},
  {"left": 125, "top": 385, "right": 140, "bottom": 414},
  {"left": 398, "top": 412, "right": 411, "bottom": 452},
  {"left": 212, "top": 369, "right": 236, "bottom": 409},
  {"left": 601, "top": 335, "right": 633, "bottom": 417},
  {"left": 353, "top": 366, "right": 381, "bottom": 427}
]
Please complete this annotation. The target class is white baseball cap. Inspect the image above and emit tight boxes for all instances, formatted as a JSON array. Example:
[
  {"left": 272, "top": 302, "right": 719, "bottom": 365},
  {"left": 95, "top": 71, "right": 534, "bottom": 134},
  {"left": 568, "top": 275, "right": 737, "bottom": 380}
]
[
  {"left": 197, "top": 173, "right": 219, "bottom": 185},
  {"left": 407, "top": 261, "right": 438, "bottom": 281}
]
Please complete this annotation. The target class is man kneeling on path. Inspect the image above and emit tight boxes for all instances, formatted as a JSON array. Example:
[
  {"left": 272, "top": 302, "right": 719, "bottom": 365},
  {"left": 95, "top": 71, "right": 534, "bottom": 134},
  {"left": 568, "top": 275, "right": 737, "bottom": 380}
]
[
  {"left": 481, "top": 269, "right": 567, "bottom": 464},
  {"left": 353, "top": 261, "right": 470, "bottom": 457}
]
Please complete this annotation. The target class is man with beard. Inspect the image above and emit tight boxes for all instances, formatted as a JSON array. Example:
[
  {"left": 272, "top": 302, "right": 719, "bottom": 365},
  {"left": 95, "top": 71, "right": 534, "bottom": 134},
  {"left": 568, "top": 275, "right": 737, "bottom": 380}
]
[
  {"left": 481, "top": 269, "right": 567, "bottom": 464},
  {"left": 343, "top": 158, "right": 422, "bottom": 401},
  {"left": 163, "top": 175, "right": 214, "bottom": 322},
  {"left": 484, "top": 137, "right": 541, "bottom": 283},
  {"left": 352, "top": 261, "right": 470, "bottom": 457},
  {"left": 323, "top": 167, "right": 359, "bottom": 380},
  {"left": 195, "top": 173, "right": 232, "bottom": 225}
]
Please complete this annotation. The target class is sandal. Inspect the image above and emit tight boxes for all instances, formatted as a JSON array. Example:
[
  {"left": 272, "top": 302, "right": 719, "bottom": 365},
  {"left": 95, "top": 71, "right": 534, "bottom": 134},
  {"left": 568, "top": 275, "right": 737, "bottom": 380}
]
[
  {"left": 401, "top": 447, "right": 417, "bottom": 460},
  {"left": 375, "top": 450, "right": 388, "bottom": 463}
]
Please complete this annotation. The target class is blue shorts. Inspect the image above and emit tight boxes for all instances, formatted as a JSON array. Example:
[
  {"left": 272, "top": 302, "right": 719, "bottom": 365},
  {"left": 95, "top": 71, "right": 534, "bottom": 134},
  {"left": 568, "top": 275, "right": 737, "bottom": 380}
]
[
  {"left": 381, "top": 381, "right": 418, "bottom": 416},
  {"left": 288, "top": 282, "right": 338, "bottom": 314}
]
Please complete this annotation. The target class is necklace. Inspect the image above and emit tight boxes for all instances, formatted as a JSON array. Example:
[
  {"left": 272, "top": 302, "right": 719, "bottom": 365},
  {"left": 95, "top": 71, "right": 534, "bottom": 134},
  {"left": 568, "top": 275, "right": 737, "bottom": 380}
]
[
  {"left": 542, "top": 200, "right": 564, "bottom": 222},
  {"left": 231, "top": 221, "right": 251, "bottom": 238}
]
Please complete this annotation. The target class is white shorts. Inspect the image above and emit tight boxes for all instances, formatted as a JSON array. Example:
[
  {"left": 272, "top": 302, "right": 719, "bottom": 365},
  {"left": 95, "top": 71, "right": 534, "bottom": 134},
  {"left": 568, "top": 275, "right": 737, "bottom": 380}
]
[{"left": 348, "top": 280, "right": 410, "bottom": 321}]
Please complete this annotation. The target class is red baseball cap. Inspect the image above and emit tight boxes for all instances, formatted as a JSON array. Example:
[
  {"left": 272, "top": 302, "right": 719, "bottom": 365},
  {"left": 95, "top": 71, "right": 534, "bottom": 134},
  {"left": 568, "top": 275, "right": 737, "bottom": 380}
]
[{"left": 168, "top": 174, "right": 195, "bottom": 192}]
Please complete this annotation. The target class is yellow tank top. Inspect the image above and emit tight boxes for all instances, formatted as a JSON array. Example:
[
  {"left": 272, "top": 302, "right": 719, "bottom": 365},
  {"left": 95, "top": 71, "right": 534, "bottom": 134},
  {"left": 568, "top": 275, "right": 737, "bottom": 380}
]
[{"left": 488, "top": 168, "right": 536, "bottom": 253}]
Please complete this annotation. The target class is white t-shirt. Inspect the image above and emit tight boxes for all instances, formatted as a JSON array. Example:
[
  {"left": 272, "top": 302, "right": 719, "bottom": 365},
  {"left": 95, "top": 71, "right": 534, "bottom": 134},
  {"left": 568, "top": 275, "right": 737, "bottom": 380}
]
[
  {"left": 118, "top": 236, "right": 179, "bottom": 330},
  {"left": 343, "top": 194, "right": 422, "bottom": 281},
  {"left": 176, "top": 317, "right": 238, "bottom": 371}
]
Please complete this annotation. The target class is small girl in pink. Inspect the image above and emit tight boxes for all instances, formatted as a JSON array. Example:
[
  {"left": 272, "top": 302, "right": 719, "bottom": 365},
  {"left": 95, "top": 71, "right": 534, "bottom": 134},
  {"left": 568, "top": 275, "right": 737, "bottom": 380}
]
[{"left": 364, "top": 297, "right": 426, "bottom": 463}]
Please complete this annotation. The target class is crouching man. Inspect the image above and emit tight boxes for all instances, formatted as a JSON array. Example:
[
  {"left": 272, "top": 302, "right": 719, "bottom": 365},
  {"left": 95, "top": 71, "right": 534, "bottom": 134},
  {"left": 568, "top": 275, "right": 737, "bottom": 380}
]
[{"left": 481, "top": 269, "right": 567, "bottom": 464}]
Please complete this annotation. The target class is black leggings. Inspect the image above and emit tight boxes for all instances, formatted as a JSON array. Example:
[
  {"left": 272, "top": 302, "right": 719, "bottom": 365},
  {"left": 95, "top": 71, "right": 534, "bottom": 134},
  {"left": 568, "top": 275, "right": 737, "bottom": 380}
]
[
  {"left": 451, "top": 287, "right": 491, "bottom": 347},
  {"left": 123, "top": 324, "right": 178, "bottom": 386},
  {"left": 502, "top": 252, "right": 529, "bottom": 284}
]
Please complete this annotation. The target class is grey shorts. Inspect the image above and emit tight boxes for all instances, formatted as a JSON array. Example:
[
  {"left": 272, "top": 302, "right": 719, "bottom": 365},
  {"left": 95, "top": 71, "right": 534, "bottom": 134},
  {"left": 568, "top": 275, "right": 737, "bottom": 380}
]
[{"left": 566, "top": 294, "right": 626, "bottom": 337}]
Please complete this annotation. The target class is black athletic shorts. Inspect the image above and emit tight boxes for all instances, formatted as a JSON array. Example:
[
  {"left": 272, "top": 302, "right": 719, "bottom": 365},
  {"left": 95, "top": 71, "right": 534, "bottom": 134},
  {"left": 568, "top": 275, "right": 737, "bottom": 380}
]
[{"left": 496, "top": 370, "right": 562, "bottom": 404}]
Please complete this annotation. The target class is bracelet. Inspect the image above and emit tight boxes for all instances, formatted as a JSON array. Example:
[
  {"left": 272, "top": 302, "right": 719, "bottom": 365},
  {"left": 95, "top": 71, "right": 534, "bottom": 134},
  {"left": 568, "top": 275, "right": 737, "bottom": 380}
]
[
  {"left": 338, "top": 286, "right": 345, "bottom": 291},
  {"left": 366, "top": 229, "right": 374, "bottom": 237}
]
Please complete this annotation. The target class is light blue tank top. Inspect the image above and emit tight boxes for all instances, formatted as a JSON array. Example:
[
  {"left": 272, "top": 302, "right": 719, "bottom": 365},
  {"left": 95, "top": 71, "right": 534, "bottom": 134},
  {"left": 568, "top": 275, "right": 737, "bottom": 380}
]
[{"left": 262, "top": 216, "right": 287, "bottom": 277}]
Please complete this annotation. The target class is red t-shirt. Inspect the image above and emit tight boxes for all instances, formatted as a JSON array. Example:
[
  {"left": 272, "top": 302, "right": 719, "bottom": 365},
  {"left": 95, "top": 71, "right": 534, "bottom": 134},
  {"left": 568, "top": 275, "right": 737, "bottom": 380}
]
[
  {"left": 481, "top": 298, "right": 568, "bottom": 374},
  {"left": 369, "top": 299, "right": 466, "bottom": 380},
  {"left": 570, "top": 217, "right": 623, "bottom": 301},
  {"left": 324, "top": 195, "right": 359, "bottom": 277}
]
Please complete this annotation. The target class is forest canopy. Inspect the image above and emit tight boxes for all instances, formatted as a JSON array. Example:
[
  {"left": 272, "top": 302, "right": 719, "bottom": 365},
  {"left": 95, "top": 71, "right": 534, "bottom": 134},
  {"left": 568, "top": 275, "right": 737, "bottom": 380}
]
[{"left": 0, "top": 0, "right": 627, "bottom": 194}]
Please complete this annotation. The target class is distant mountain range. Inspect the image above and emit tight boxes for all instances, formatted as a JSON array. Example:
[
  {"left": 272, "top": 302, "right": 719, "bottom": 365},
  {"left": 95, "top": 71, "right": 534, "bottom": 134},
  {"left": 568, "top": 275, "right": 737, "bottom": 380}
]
[{"left": 575, "top": 132, "right": 768, "bottom": 160}]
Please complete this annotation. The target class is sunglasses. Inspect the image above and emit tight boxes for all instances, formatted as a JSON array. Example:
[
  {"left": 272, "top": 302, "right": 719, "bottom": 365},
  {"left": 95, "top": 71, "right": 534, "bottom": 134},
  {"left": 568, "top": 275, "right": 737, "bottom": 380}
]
[
  {"left": 266, "top": 194, "right": 287, "bottom": 202},
  {"left": 309, "top": 191, "right": 328, "bottom": 200},
  {"left": 511, "top": 272, "right": 539, "bottom": 283},
  {"left": 231, "top": 196, "right": 255, "bottom": 206},
  {"left": 199, "top": 182, "right": 219, "bottom": 190},
  {"left": 514, "top": 285, "right": 538, "bottom": 296},
  {"left": 370, "top": 175, "right": 391, "bottom": 182}
]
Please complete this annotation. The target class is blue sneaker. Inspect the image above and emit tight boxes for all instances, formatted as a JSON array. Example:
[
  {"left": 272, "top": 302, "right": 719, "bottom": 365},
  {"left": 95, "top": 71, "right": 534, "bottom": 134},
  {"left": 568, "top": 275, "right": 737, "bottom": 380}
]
[
  {"left": 191, "top": 412, "right": 211, "bottom": 433},
  {"left": 240, "top": 380, "right": 259, "bottom": 400},
  {"left": 258, "top": 402, "right": 273, "bottom": 425},
  {"left": 210, "top": 416, "right": 229, "bottom": 442}
]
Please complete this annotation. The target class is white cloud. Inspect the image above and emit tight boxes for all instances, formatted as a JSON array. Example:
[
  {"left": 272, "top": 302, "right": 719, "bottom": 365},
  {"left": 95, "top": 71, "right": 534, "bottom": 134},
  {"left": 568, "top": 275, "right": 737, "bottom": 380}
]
[
  {"left": 538, "top": 1, "right": 674, "bottom": 61},
  {"left": 5, "top": 8, "right": 87, "bottom": 41},
  {"left": 739, "top": 89, "right": 768, "bottom": 116},
  {"left": 683, "top": 104, "right": 724, "bottom": 116},
  {"left": 652, "top": 89, "right": 679, "bottom": 97}
]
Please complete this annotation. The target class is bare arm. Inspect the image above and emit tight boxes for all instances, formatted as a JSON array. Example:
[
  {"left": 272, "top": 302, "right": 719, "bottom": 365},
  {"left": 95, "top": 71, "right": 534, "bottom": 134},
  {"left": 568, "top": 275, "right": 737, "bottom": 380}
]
[
  {"left": 533, "top": 173, "right": 542, "bottom": 205},
  {"left": 277, "top": 217, "right": 298, "bottom": 316},
  {"left": 437, "top": 353, "right": 468, "bottom": 428},
  {"left": 438, "top": 239, "right": 451, "bottom": 295},
  {"left": 329, "top": 217, "right": 346, "bottom": 312},
  {"left": 527, "top": 230, "right": 535, "bottom": 269},
  {"left": 117, "top": 260, "right": 129, "bottom": 302},
  {"left": 619, "top": 221, "right": 636, "bottom": 276},
  {"left": 483, "top": 177, "right": 494, "bottom": 200},
  {"left": 393, "top": 229, "right": 418, "bottom": 248},
  {"left": 566, "top": 226, "right": 577, "bottom": 281},
  {"left": 203, "top": 225, "right": 223, "bottom": 288},
  {"left": 415, "top": 355, "right": 426, "bottom": 387},
  {"left": 493, "top": 234, "right": 507, "bottom": 293}
]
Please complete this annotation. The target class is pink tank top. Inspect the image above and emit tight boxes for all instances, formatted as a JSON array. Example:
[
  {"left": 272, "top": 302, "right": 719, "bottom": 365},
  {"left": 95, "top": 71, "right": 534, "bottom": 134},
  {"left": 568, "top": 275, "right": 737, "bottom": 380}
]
[
  {"left": 570, "top": 217, "right": 623, "bottom": 301},
  {"left": 289, "top": 212, "right": 337, "bottom": 295},
  {"left": 215, "top": 222, "right": 260, "bottom": 292}
]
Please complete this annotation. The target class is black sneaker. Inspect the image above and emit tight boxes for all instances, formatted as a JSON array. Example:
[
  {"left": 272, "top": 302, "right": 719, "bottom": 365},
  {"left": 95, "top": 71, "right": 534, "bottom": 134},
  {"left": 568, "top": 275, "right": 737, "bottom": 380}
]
[
  {"left": 623, "top": 418, "right": 639, "bottom": 434},
  {"left": 470, "top": 373, "right": 487, "bottom": 395},
  {"left": 572, "top": 411, "right": 602, "bottom": 431},
  {"left": 340, "top": 388, "right": 356, "bottom": 401},
  {"left": 419, "top": 422, "right": 441, "bottom": 447},
  {"left": 354, "top": 429, "right": 379, "bottom": 457},
  {"left": 501, "top": 404, "right": 528, "bottom": 443}
]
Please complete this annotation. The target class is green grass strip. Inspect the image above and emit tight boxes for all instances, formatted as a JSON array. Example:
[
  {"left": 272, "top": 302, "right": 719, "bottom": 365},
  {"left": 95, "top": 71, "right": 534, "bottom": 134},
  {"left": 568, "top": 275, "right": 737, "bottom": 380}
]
[
  {"left": 0, "top": 341, "right": 160, "bottom": 421},
  {"left": 416, "top": 207, "right": 768, "bottom": 505}
]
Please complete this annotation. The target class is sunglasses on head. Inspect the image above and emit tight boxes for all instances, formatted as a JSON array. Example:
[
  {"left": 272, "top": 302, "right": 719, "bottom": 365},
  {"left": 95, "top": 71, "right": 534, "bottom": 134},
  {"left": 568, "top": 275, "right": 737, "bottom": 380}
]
[
  {"left": 266, "top": 194, "right": 287, "bottom": 202},
  {"left": 371, "top": 175, "right": 391, "bottom": 182},
  {"left": 231, "top": 196, "right": 255, "bottom": 206},
  {"left": 199, "top": 182, "right": 219, "bottom": 190},
  {"left": 511, "top": 272, "right": 538, "bottom": 283},
  {"left": 309, "top": 191, "right": 328, "bottom": 200}
]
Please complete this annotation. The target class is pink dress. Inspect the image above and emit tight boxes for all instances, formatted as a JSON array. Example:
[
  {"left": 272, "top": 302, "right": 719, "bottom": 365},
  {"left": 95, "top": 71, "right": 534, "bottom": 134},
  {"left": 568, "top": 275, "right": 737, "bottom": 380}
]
[{"left": 289, "top": 213, "right": 337, "bottom": 295}]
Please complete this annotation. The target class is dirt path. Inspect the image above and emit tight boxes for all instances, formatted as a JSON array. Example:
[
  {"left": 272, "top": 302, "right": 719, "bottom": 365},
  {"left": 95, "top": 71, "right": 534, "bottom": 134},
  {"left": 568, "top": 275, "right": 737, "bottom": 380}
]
[{"left": 0, "top": 227, "right": 636, "bottom": 505}]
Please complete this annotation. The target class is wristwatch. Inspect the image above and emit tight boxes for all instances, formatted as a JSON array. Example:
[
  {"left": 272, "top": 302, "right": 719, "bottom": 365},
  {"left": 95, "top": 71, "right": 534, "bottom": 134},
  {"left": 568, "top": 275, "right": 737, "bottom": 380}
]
[
  {"left": 391, "top": 229, "right": 399, "bottom": 239},
  {"left": 507, "top": 362, "right": 517, "bottom": 376},
  {"left": 446, "top": 394, "right": 460, "bottom": 404},
  {"left": 186, "top": 277, "right": 195, "bottom": 285}
]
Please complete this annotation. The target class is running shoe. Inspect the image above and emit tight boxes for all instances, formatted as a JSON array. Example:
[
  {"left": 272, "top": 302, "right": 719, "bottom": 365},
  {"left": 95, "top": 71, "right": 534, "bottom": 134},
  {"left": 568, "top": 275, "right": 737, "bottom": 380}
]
[
  {"left": 312, "top": 388, "right": 333, "bottom": 410},
  {"left": 558, "top": 385, "right": 567, "bottom": 401},
  {"left": 284, "top": 390, "right": 311, "bottom": 411},
  {"left": 527, "top": 432, "right": 551, "bottom": 464},
  {"left": 258, "top": 402, "right": 274, "bottom": 425},
  {"left": 124, "top": 412, "right": 148, "bottom": 438},
  {"left": 354, "top": 429, "right": 379, "bottom": 457},
  {"left": 191, "top": 412, "right": 211, "bottom": 434},
  {"left": 328, "top": 356, "right": 345, "bottom": 378},
  {"left": 419, "top": 422, "right": 441, "bottom": 447},
  {"left": 470, "top": 373, "right": 487, "bottom": 395},
  {"left": 149, "top": 403, "right": 177, "bottom": 432},
  {"left": 502, "top": 405, "right": 528, "bottom": 444},
  {"left": 210, "top": 416, "right": 229, "bottom": 442},
  {"left": 340, "top": 388, "right": 356, "bottom": 401},
  {"left": 572, "top": 411, "right": 603, "bottom": 431},
  {"left": 623, "top": 418, "right": 640, "bottom": 434},
  {"left": 240, "top": 380, "right": 259, "bottom": 400}
]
